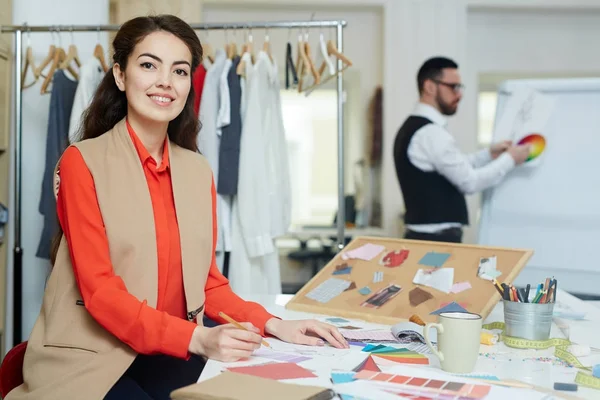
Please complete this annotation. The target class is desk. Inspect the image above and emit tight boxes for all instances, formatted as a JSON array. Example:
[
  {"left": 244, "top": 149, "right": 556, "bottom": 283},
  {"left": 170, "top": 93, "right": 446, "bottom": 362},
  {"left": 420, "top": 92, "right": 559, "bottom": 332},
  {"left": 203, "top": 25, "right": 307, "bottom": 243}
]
[{"left": 200, "top": 290, "right": 600, "bottom": 399}]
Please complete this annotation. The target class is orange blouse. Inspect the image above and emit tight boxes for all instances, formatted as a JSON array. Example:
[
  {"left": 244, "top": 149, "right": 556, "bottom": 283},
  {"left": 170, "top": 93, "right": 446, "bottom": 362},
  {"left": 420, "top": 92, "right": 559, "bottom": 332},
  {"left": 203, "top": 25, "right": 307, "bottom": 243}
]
[{"left": 56, "top": 121, "right": 275, "bottom": 359}]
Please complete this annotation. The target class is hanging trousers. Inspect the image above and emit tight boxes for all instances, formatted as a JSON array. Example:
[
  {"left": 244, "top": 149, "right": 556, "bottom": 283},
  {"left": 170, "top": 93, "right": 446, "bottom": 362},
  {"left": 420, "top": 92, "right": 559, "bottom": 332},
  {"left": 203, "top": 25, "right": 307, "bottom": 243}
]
[{"left": 104, "top": 353, "right": 205, "bottom": 400}]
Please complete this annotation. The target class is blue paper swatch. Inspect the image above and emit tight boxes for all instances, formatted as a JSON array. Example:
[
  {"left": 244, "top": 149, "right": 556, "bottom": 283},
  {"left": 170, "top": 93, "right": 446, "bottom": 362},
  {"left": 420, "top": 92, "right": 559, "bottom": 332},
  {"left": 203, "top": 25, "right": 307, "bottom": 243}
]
[
  {"left": 333, "top": 267, "right": 352, "bottom": 275},
  {"left": 358, "top": 286, "right": 372, "bottom": 295},
  {"left": 326, "top": 317, "right": 350, "bottom": 324},
  {"left": 418, "top": 252, "right": 451, "bottom": 268},
  {"left": 430, "top": 302, "right": 468, "bottom": 315}
]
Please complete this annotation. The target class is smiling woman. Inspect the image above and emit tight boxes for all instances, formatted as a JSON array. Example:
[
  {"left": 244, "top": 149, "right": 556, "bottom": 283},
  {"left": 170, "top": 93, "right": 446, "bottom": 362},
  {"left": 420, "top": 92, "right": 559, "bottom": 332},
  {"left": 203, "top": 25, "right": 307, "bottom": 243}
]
[{"left": 5, "top": 14, "right": 347, "bottom": 400}]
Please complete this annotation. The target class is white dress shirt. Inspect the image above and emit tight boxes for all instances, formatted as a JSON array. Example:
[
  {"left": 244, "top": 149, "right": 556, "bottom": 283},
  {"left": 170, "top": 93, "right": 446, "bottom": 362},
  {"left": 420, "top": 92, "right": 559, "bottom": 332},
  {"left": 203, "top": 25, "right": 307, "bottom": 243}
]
[
  {"left": 68, "top": 57, "right": 104, "bottom": 143},
  {"left": 405, "top": 103, "right": 515, "bottom": 233}
]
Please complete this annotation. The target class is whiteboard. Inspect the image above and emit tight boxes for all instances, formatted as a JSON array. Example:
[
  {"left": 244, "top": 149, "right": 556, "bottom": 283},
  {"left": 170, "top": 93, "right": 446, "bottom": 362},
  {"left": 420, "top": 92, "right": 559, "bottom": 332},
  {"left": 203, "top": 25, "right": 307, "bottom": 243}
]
[{"left": 479, "top": 78, "right": 600, "bottom": 296}]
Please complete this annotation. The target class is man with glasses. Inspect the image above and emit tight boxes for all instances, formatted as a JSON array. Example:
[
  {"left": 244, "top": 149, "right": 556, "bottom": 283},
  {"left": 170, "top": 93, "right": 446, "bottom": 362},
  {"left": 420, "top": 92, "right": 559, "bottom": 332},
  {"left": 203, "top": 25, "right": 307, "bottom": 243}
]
[{"left": 393, "top": 57, "right": 530, "bottom": 243}]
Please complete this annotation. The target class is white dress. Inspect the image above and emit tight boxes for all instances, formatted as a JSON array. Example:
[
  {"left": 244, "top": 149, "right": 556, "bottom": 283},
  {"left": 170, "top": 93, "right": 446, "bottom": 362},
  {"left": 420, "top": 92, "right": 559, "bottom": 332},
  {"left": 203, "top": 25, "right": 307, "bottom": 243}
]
[{"left": 229, "top": 51, "right": 291, "bottom": 294}]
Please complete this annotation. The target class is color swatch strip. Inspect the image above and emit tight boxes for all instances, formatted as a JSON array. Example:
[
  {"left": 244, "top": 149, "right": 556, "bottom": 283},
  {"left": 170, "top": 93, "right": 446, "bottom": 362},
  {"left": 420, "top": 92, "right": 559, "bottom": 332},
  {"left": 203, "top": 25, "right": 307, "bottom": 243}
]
[
  {"left": 354, "top": 370, "right": 491, "bottom": 399},
  {"left": 361, "top": 344, "right": 429, "bottom": 366}
]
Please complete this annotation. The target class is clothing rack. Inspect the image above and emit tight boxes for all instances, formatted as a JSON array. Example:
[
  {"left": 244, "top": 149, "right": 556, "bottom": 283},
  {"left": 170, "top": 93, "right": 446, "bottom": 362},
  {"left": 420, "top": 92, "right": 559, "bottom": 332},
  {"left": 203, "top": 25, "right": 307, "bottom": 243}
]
[{"left": 0, "top": 19, "right": 348, "bottom": 347}]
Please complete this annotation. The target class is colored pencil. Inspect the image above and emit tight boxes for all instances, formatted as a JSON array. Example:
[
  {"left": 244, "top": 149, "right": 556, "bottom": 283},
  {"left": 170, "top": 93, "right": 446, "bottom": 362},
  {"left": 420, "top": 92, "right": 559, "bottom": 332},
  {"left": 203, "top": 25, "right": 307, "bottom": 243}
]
[{"left": 218, "top": 312, "right": 271, "bottom": 348}]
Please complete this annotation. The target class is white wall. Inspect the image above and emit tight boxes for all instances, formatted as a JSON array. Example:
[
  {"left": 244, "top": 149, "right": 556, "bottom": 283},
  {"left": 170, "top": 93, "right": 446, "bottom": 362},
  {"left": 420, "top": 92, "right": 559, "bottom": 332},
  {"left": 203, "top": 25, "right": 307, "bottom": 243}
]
[
  {"left": 6, "top": 0, "right": 109, "bottom": 350},
  {"left": 469, "top": 8, "right": 600, "bottom": 75}
]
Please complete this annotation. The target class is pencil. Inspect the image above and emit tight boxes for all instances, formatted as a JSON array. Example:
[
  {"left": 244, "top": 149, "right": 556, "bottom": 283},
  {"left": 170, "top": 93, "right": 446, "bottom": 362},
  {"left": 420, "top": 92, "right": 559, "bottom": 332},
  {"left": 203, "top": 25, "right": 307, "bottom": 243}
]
[{"left": 218, "top": 312, "right": 271, "bottom": 348}]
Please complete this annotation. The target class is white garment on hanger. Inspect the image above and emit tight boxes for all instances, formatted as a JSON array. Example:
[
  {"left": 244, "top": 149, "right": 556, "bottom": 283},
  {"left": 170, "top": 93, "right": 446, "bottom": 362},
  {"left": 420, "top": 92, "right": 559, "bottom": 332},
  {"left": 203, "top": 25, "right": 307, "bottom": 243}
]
[
  {"left": 229, "top": 51, "right": 291, "bottom": 295},
  {"left": 68, "top": 57, "right": 104, "bottom": 143},
  {"left": 198, "top": 49, "right": 231, "bottom": 255},
  {"left": 217, "top": 59, "right": 233, "bottom": 255}
]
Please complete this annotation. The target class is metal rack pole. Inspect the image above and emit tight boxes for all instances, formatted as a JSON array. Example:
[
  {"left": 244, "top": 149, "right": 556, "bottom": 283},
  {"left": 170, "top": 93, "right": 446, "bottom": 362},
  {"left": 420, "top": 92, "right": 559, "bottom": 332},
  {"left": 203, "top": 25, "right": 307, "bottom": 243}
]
[
  {"left": 12, "top": 29, "right": 23, "bottom": 347},
  {"left": 335, "top": 21, "right": 345, "bottom": 251},
  {"left": 2, "top": 19, "right": 347, "bottom": 345},
  {"left": 0, "top": 20, "right": 346, "bottom": 32}
]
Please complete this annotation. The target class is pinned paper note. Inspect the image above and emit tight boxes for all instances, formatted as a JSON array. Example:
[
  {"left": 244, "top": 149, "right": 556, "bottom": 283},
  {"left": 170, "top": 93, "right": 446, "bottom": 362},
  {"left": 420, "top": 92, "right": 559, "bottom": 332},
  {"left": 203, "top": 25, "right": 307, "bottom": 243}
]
[
  {"left": 477, "top": 256, "right": 501, "bottom": 280},
  {"left": 333, "top": 267, "right": 352, "bottom": 275},
  {"left": 379, "top": 249, "right": 409, "bottom": 268},
  {"left": 305, "top": 278, "right": 352, "bottom": 303},
  {"left": 341, "top": 243, "right": 385, "bottom": 261},
  {"left": 430, "top": 301, "right": 468, "bottom": 315},
  {"left": 361, "top": 283, "right": 402, "bottom": 309},
  {"left": 412, "top": 268, "right": 454, "bottom": 293},
  {"left": 373, "top": 271, "right": 383, "bottom": 283},
  {"left": 358, "top": 286, "right": 372, "bottom": 295},
  {"left": 418, "top": 251, "right": 451, "bottom": 268},
  {"left": 408, "top": 287, "right": 433, "bottom": 307},
  {"left": 450, "top": 281, "right": 472, "bottom": 294}
]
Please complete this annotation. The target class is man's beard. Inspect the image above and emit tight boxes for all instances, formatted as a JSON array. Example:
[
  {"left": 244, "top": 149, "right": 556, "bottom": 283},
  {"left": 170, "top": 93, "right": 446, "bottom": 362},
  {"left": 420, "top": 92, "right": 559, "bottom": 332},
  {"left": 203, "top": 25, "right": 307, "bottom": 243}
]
[{"left": 436, "top": 93, "right": 458, "bottom": 116}]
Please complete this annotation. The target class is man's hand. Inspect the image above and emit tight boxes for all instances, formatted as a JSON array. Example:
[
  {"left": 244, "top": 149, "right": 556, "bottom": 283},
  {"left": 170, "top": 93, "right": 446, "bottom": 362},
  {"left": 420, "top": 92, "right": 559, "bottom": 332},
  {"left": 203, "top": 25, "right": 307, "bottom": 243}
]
[
  {"left": 489, "top": 140, "right": 512, "bottom": 159},
  {"left": 507, "top": 144, "right": 531, "bottom": 165}
]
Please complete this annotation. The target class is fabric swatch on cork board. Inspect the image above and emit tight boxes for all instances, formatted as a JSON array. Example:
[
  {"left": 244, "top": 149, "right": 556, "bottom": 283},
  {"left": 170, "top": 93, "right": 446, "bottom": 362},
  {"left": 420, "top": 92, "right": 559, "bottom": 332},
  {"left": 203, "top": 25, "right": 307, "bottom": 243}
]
[{"left": 409, "top": 287, "right": 434, "bottom": 307}]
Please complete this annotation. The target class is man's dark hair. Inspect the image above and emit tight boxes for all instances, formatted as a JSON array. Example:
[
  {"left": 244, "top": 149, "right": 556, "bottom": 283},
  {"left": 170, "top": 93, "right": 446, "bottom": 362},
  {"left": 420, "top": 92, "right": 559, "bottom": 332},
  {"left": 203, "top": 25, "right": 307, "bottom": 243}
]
[{"left": 417, "top": 57, "right": 458, "bottom": 94}]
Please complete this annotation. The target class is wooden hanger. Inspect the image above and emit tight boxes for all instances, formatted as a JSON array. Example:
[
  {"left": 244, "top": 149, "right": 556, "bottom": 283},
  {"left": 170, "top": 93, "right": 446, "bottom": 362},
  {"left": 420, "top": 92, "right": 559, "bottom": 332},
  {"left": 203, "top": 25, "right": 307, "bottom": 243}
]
[
  {"left": 303, "top": 41, "right": 320, "bottom": 85},
  {"left": 203, "top": 42, "right": 215, "bottom": 63},
  {"left": 21, "top": 45, "right": 38, "bottom": 89},
  {"left": 60, "top": 43, "right": 81, "bottom": 72},
  {"left": 34, "top": 44, "right": 56, "bottom": 79},
  {"left": 302, "top": 40, "right": 353, "bottom": 96},
  {"left": 94, "top": 43, "right": 109, "bottom": 72},
  {"left": 40, "top": 46, "right": 66, "bottom": 94},
  {"left": 296, "top": 35, "right": 312, "bottom": 92},
  {"left": 327, "top": 40, "right": 352, "bottom": 67}
]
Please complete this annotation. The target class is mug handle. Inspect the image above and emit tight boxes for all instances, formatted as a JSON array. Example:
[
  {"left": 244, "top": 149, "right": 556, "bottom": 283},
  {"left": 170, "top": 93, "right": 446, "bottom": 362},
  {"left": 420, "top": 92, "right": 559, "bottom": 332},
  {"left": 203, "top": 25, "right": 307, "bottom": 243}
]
[{"left": 424, "top": 322, "right": 444, "bottom": 362}]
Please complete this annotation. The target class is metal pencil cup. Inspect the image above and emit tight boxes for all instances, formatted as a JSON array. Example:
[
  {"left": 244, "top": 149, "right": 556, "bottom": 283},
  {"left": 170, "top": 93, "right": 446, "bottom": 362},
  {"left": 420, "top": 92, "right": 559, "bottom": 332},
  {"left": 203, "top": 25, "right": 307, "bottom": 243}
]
[{"left": 503, "top": 300, "right": 554, "bottom": 341}]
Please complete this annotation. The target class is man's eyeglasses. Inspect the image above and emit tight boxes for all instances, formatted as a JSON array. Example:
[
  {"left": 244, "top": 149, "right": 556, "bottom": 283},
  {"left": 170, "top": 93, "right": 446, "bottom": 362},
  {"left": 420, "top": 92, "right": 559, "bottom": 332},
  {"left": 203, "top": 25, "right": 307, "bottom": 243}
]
[{"left": 433, "top": 80, "right": 465, "bottom": 93}]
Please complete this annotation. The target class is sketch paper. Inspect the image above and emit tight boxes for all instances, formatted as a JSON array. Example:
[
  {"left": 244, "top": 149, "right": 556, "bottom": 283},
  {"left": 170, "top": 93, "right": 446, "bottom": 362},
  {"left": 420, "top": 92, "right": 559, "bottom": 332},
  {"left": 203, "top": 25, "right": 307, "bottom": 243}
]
[
  {"left": 493, "top": 87, "right": 557, "bottom": 168},
  {"left": 477, "top": 256, "right": 501, "bottom": 281},
  {"left": 413, "top": 268, "right": 454, "bottom": 293}
]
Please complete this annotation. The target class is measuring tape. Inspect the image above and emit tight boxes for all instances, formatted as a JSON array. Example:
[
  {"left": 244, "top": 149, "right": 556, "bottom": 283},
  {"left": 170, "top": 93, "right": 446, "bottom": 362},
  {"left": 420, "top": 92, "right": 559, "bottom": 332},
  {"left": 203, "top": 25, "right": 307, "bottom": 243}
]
[
  {"left": 575, "top": 371, "right": 600, "bottom": 390},
  {"left": 482, "top": 322, "right": 597, "bottom": 373}
]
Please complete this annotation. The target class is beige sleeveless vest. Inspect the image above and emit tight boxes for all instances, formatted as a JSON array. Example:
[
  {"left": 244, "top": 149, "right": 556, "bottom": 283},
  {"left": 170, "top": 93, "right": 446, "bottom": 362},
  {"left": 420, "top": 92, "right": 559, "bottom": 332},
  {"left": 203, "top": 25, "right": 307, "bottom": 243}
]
[{"left": 7, "top": 118, "right": 214, "bottom": 400}]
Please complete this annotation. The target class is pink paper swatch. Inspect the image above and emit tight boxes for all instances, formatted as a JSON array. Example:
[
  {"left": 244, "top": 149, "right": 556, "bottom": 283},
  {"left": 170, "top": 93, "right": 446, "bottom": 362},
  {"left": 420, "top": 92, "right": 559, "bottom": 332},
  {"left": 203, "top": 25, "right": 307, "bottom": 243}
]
[
  {"left": 341, "top": 243, "right": 385, "bottom": 261},
  {"left": 227, "top": 362, "right": 317, "bottom": 380},
  {"left": 450, "top": 281, "right": 472, "bottom": 294}
]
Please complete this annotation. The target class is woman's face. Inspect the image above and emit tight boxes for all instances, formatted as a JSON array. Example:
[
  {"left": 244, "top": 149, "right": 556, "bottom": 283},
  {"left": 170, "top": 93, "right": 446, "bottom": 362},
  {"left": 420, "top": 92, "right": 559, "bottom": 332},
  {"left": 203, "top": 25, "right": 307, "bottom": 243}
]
[{"left": 113, "top": 30, "right": 192, "bottom": 126}]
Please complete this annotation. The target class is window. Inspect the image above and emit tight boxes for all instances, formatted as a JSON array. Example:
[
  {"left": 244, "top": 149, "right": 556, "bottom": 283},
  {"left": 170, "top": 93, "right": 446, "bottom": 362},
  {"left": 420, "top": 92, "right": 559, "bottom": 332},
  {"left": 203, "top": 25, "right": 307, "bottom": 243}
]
[{"left": 280, "top": 89, "right": 338, "bottom": 228}]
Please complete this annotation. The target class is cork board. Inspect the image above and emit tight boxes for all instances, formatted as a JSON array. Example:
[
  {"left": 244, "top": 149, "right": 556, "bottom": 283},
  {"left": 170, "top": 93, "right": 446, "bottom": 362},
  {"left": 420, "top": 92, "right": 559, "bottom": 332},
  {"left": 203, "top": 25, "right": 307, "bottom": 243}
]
[{"left": 286, "top": 236, "right": 533, "bottom": 325}]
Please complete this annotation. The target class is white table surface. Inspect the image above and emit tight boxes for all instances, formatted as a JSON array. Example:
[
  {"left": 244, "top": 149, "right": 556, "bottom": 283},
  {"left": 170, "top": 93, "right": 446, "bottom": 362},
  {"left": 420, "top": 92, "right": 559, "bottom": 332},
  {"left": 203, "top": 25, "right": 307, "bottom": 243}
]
[{"left": 200, "top": 290, "right": 600, "bottom": 399}]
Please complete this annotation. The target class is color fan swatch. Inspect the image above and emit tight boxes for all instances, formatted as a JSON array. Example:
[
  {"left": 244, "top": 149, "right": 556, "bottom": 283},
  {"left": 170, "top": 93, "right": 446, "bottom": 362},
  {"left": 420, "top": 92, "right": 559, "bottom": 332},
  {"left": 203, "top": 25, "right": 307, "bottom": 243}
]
[
  {"left": 362, "top": 344, "right": 429, "bottom": 365},
  {"left": 354, "top": 370, "right": 491, "bottom": 399},
  {"left": 517, "top": 133, "right": 546, "bottom": 162}
]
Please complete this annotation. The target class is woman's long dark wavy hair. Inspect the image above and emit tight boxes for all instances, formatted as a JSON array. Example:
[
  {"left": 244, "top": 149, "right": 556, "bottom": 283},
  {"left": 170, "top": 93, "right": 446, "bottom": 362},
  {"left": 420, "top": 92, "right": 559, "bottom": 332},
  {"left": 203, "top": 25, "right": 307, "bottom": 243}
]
[{"left": 50, "top": 15, "right": 203, "bottom": 264}]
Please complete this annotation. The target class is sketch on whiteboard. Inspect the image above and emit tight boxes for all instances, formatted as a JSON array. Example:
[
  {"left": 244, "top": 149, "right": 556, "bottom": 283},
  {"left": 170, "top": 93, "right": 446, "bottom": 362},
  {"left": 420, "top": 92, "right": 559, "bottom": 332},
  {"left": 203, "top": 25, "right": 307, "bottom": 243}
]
[{"left": 493, "top": 87, "right": 557, "bottom": 167}]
